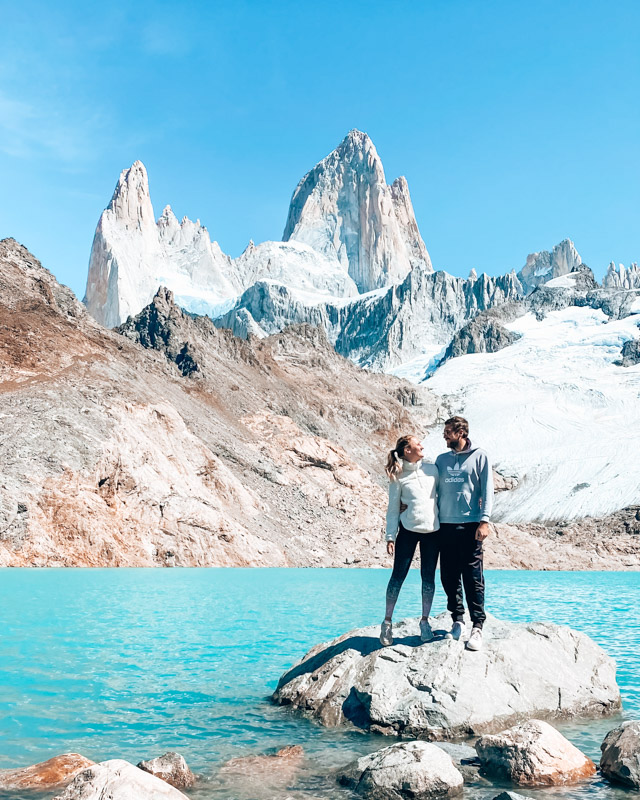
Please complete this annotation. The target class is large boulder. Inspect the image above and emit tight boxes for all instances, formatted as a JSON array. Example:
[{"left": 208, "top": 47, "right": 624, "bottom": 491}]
[
  {"left": 51, "top": 759, "right": 189, "bottom": 799},
  {"left": 600, "top": 720, "right": 640, "bottom": 789},
  {"left": 475, "top": 719, "right": 596, "bottom": 786},
  {"left": 0, "top": 754, "right": 94, "bottom": 791},
  {"left": 137, "top": 752, "right": 196, "bottom": 789},
  {"left": 272, "top": 613, "right": 620, "bottom": 739},
  {"left": 338, "top": 741, "right": 463, "bottom": 799}
]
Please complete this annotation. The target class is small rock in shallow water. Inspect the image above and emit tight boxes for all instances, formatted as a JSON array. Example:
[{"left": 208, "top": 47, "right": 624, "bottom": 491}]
[
  {"left": 0, "top": 754, "right": 94, "bottom": 790},
  {"left": 218, "top": 745, "right": 305, "bottom": 791},
  {"left": 338, "top": 740, "right": 463, "bottom": 799},
  {"left": 475, "top": 719, "right": 596, "bottom": 786},
  {"left": 491, "top": 793, "right": 530, "bottom": 800},
  {"left": 51, "top": 759, "right": 189, "bottom": 799},
  {"left": 600, "top": 719, "right": 640, "bottom": 789},
  {"left": 137, "top": 752, "right": 196, "bottom": 789}
]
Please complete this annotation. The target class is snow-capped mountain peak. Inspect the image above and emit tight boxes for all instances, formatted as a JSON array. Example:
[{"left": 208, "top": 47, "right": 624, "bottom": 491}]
[
  {"left": 282, "top": 129, "right": 432, "bottom": 292},
  {"left": 107, "top": 160, "right": 155, "bottom": 230},
  {"left": 517, "top": 238, "right": 582, "bottom": 294}
]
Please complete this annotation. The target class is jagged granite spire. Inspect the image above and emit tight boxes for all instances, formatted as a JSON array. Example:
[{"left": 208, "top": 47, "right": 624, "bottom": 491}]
[
  {"left": 84, "top": 161, "right": 168, "bottom": 328},
  {"left": 603, "top": 261, "right": 640, "bottom": 290},
  {"left": 84, "top": 158, "right": 359, "bottom": 328},
  {"left": 283, "top": 129, "right": 432, "bottom": 292},
  {"left": 517, "top": 239, "right": 582, "bottom": 295}
]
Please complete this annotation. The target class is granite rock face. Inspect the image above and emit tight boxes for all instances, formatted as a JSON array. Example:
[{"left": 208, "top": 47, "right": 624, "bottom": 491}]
[
  {"left": 137, "top": 752, "right": 196, "bottom": 789},
  {"left": 0, "top": 754, "right": 94, "bottom": 791},
  {"left": 600, "top": 720, "right": 640, "bottom": 789},
  {"left": 475, "top": 719, "right": 596, "bottom": 786},
  {"left": 603, "top": 261, "right": 640, "bottom": 290},
  {"left": 616, "top": 337, "right": 640, "bottom": 367},
  {"left": 272, "top": 614, "right": 620, "bottom": 739},
  {"left": 440, "top": 314, "right": 522, "bottom": 362},
  {"left": 517, "top": 239, "right": 582, "bottom": 294},
  {"left": 218, "top": 267, "right": 524, "bottom": 370},
  {"left": 52, "top": 759, "right": 189, "bottom": 799},
  {"left": 283, "top": 129, "right": 432, "bottom": 292},
  {"left": 338, "top": 741, "right": 463, "bottom": 799}
]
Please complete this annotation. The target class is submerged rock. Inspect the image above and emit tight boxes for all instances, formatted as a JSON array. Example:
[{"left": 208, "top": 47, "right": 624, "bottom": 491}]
[
  {"left": 272, "top": 613, "right": 620, "bottom": 739},
  {"left": 218, "top": 745, "right": 305, "bottom": 793},
  {"left": 220, "top": 745, "right": 304, "bottom": 773},
  {"left": 0, "top": 754, "right": 94, "bottom": 791},
  {"left": 600, "top": 720, "right": 640, "bottom": 789},
  {"left": 137, "top": 752, "right": 196, "bottom": 789},
  {"left": 338, "top": 741, "right": 463, "bottom": 799},
  {"left": 52, "top": 759, "right": 189, "bottom": 799},
  {"left": 475, "top": 719, "right": 596, "bottom": 786}
]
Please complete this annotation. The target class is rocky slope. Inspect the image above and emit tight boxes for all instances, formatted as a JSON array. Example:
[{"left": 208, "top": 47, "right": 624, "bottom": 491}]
[
  {"left": 3, "top": 238, "right": 639, "bottom": 568},
  {"left": 1, "top": 238, "right": 442, "bottom": 567}
]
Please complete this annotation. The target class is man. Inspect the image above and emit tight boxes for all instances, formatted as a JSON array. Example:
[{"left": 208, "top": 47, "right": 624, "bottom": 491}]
[{"left": 435, "top": 416, "right": 493, "bottom": 651}]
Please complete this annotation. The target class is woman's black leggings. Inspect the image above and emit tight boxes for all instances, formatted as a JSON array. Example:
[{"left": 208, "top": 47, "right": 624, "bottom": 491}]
[{"left": 385, "top": 524, "right": 440, "bottom": 619}]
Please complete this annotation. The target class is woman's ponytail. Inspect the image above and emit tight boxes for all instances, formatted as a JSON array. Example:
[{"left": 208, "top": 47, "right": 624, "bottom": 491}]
[{"left": 385, "top": 435, "right": 413, "bottom": 480}]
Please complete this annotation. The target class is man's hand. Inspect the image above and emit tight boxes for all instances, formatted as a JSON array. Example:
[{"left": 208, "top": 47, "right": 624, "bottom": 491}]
[
  {"left": 476, "top": 521, "right": 491, "bottom": 541},
  {"left": 387, "top": 541, "right": 395, "bottom": 556}
]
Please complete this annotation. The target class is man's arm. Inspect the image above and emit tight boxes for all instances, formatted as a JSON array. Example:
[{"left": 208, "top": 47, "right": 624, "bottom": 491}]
[{"left": 476, "top": 452, "right": 494, "bottom": 540}]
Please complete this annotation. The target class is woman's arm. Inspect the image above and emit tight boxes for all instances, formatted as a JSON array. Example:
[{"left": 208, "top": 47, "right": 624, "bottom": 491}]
[{"left": 385, "top": 479, "right": 402, "bottom": 543}]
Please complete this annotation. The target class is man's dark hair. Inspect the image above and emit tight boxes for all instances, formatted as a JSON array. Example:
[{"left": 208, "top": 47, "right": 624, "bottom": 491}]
[{"left": 444, "top": 416, "right": 469, "bottom": 437}]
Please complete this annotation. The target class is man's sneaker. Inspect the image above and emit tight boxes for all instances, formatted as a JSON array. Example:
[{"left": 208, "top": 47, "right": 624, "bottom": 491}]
[
  {"left": 446, "top": 621, "right": 464, "bottom": 641},
  {"left": 380, "top": 620, "right": 393, "bottom": 646},
  {"left": 466, "top": 627, "right": 483, "bottom": 651},
  {"left": 419, "top": 618, "right": 434, "bottom": 642}
]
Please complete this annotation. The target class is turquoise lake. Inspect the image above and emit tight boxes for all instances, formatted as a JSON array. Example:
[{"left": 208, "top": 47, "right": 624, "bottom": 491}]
[{"left": 0, "top": 569, "right": 638, "bottom": 799}]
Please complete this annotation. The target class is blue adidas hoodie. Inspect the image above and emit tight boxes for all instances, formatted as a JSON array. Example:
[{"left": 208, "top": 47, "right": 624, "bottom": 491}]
[{"left": 435, "top": 440, "right": 494, "bottom": 524}]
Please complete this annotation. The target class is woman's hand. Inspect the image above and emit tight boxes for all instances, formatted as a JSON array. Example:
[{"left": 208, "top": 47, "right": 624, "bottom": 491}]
[{"left": 387, "top": 541, "right": 395, "bottom": 556}]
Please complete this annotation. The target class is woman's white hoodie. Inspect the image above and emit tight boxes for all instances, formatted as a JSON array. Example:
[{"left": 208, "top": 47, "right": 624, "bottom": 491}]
[{"left": 385, "top": 459, "right": 439, "bottom": 542}]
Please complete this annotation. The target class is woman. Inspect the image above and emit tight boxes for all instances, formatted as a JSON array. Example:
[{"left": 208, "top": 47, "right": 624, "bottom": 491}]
[{"left": 380, "top": 434, "right": 440, "bottom": 647}]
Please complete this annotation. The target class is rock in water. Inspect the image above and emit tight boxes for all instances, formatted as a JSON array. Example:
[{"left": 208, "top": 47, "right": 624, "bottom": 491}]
[
  {"left": 600, "top": 720, "right": 640, "bottom": 789},
  {"left": 0, "top": 754, "right": 94, "bottom": 791},
  {"left": 272, "top": 614, "right": 620, "bottom": 739},
  {"left": 137, "top": 752, "right": 196, "bottom": 789},
  {"left": 475, "top": 719, "right": 596, "bottom": 786},
  {"left": 338, "top": 741, "right": 463, "bottom": 799},
  {"left": 51, "top": 759, "right": 189, "bottom": 799}
]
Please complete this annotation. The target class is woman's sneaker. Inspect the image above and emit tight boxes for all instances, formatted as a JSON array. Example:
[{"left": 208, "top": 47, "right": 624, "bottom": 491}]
[
  {"left": 446, "top": 621, "right": 464, "bottom": 641},
  {"left": 466, "top": 627, "right": 483, "bottom": 651},
  {"left": 419, "top": 618, "right": 434, "bottom": 642},
  {"left": 380, "top": 620, "right": 393, "bottom": 646}
]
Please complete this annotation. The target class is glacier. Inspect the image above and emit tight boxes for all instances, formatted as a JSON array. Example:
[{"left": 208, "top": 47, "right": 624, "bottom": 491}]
[{"left": 419, "top": 303, "right": 640, "bottom": 522}]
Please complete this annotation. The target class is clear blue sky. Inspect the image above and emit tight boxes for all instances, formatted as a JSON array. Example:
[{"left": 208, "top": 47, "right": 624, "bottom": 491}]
[{"left": 1, "top": 0, "right": 638, "bottom": 300}]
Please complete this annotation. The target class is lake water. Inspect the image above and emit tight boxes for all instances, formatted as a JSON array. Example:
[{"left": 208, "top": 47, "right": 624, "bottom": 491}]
[{"left": 0, "top": 569, "right": 638, "bottom": 799}]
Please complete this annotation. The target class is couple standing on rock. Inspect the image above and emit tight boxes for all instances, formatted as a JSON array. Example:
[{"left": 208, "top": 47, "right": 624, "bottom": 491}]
[{"left": 381, "top": 416, "right": 493, "bottom": 651}]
